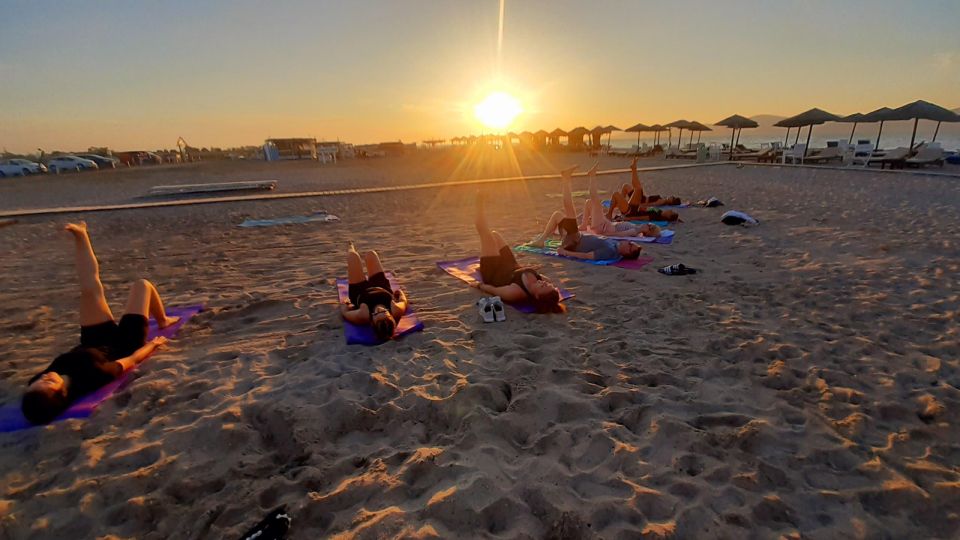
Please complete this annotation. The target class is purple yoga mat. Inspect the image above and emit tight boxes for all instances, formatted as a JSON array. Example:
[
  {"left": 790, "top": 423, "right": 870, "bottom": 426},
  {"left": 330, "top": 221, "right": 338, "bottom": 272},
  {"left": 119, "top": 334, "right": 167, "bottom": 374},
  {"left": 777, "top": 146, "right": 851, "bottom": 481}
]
[
  {"left": 337, "top": 274, "right": 423, "bottom": 345},
  {"left": 0, "top": 305, "right": 203, "bottom": 433},
  {"left": 436, "top": 257, "right": 574, "bottom": 313}
]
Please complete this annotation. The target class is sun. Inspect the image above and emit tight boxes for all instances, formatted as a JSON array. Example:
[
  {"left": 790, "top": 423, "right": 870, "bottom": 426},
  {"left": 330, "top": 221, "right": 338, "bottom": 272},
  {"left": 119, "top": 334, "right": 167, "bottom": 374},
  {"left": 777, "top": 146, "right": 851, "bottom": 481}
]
[{"left": 474, "top": 91, "right": 522, "bottom": 130}]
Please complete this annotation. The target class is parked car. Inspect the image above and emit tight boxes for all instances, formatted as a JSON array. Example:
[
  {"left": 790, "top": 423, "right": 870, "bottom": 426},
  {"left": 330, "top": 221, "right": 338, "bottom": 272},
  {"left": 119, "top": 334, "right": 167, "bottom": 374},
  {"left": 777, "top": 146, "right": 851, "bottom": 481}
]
[
  {"left": 46, "top": 155, "right": 98, "bottom": 173},
  {"left": 1, "top": 160, "right": 44, "bottom": 177},
  {"left": 77, "top": 154, "right": 120, "bottom": 169},
  {"left": 1, "top": 159, "right": 47, "bottom": 175},
  {"left": 114, "top": 151, "right": 162, "bottom": 166}
]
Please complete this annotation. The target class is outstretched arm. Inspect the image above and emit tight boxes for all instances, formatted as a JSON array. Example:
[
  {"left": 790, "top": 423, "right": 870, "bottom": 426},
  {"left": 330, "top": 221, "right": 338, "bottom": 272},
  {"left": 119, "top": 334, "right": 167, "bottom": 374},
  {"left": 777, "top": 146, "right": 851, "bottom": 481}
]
[
  {"left": 65, "top": 222, "right": 115, "bottom": 326},
  {"left": 476, "top": 282, "right": 528, "bottom": 303},
  {"left": 116, "top": 336, "right": 167, "bottom": 372},
  {"left": 557, "top": 247, "right": 596, "bottom": 260}
]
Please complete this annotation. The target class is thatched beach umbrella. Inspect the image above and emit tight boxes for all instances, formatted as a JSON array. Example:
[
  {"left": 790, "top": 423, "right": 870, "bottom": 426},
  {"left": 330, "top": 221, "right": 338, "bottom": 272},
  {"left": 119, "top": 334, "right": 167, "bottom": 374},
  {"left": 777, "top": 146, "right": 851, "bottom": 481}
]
[
  {"left": 625, "top": 122, "right": 650, "bottom": 148},
  {"left": 774, "top": 108, "right": 841, "bottom": 157},
  {"left": 604, "top": 125, "right": 620, "bottom": 147},
  {"left": 665, "top": 120, "right": 691, "bottom": 148},
  {"left": 686, "top": 121, "right": 713, "bottom": 145},
  {"left": 838, "top": 113, "right": 866, "bottom": 143},
  {"left": 715, "top": 114, "right": 759, "bottom": 160},
  {"left": 886, "top": 100, "right": 960, "bottom": 149},
  {"left": 589, "top": 125, "right": 606, "bottom": 149},
  {"left": 648, "top": 124, "right": 667, "bottom": 147},
  {"left": 860, "top": 107, "right": 894, "bottom": 149}
]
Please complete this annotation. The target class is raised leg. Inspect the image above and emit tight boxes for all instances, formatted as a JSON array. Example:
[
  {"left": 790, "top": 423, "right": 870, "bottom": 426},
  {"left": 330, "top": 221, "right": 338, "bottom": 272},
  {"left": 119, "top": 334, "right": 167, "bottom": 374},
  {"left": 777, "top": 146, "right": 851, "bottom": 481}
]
[
  {"left": 560, "top": 165, "right": 581, "bottom": 218},
  {"left": 475, "top": 192, "right": 501, "bottom": 257},
  {"left": 347, "top": 243, "right": 366, "bottom": 284},
  {"left": 364, "top": 250, "right": 386, "bottom": 277},
  {"left": 529, "top": 210, "right": 566, "bottom": 247},
  {"left": 65, "top": 222, "right": 114, "bottom": 327},
  {"left": 490, "top": 231, "right": 510, "bottom": 252},
  {"left": 607, "top": 191, "right": 631, "bottom": 219},
  {"left": 124, "top": 279, "right": 178, "bottom": 328}
]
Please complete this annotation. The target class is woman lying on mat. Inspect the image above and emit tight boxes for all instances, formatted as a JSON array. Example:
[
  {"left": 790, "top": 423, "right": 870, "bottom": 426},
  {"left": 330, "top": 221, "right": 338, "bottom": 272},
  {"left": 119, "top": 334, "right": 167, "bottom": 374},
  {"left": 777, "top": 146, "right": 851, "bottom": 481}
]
[
  {"left": 474, "top": 191, "right": 565, "bottom": 313},
  {"left": 580, "top": 163, "right": 661, "bottom": 239},
  {"left": 529, "top": 165, "right": 644, "bottom": 261},
  {"left": 605, "top": 157, "right": 681, "bottom": 222},
  {"left": 22, "top": 222, "right": 177, "bottom": 425},
  {"left": 340, "top": 243, "right": 408, "bottom": 342}
]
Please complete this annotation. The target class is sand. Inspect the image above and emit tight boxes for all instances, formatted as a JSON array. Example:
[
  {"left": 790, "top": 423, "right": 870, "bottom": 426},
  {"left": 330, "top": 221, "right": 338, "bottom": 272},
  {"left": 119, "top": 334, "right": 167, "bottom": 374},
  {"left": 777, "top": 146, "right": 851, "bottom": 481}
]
[{"left": 0, "top": 149, "right": 958, "bottom": 539}]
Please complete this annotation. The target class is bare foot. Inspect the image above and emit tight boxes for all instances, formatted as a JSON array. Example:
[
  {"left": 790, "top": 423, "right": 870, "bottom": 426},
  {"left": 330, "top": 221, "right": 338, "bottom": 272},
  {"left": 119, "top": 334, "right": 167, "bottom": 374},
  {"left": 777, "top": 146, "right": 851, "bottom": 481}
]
[
  {"left": 158, "top": 315, "right": 180, "bottom": 329},
  {"left": 587, "top": 162, "right": 599, "bottom": 176},
  {"left": 630, "top": 157, "right": 638, "bottom": 170},
  {"left": 64, "top": 221, "right": 88, "bottom": 239},
  {"left": 559, "top": 165, "right": 579, "bottom": 178},
  {"left": 526, "top": 238, "right": 546, "bottom": 248}
]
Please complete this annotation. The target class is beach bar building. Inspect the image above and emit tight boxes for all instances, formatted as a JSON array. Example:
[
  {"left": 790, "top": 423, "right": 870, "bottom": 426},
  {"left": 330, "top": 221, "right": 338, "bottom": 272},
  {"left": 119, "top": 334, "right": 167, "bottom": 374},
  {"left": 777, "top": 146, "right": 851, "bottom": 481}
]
[{"left": 263, "top": 138, "right": 318, "bottom": 160}]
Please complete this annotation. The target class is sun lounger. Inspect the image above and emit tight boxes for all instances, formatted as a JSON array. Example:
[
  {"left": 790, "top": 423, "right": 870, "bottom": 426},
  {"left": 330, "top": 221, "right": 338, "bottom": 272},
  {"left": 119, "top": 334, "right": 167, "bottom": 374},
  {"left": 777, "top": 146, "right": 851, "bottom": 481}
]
[
  {"left": 867, "top": 147, "right": 910, "bottom": 169},
  {"left": 0, "top": 305, "right": 203, "bottom": 432},
  {"left": 148, "top": 181, "right": 277, "bottom": 197},
  {"left": 905, "top": 146, "right": 945, "bottom": 168},
  {"left": 805, "top": 147, "right": 845, "bottom": 164},
  {"left": 732, "top": 147, "right": 775, "bottom": 161}
]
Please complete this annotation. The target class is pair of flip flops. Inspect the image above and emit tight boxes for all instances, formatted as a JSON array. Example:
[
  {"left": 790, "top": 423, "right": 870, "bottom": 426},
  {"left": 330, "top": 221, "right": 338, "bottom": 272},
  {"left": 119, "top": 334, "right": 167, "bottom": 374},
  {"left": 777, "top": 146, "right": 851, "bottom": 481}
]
[
  {"left": 658, "top": 263, "right": 698, "bottom": 276},
  {"left": 477, "top": 296, "right": 506, "bottom": 322}
]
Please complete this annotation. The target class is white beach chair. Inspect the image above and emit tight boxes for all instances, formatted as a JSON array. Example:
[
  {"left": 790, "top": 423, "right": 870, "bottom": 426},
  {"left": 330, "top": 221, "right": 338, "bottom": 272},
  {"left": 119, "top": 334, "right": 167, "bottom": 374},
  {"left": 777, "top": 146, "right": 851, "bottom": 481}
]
[{"left": 782, "top": 144, "right": 806, "bottom": 164}]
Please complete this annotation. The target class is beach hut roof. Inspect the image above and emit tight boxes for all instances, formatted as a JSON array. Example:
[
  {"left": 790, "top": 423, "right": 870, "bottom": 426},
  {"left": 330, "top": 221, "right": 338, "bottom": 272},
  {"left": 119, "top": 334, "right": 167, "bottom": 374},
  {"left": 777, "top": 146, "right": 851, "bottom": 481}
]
[
  {"left": 686, "top": 121, "right": 713, "bottom": 132},
  {"left": 886, "top": 100, "right": 960, "bottom": 122},
  {"left": 549, "top": 128, "right": 567, "bottom": 136},
  {"left": 534, "top": 129, "right": 549, "bottom": 136},
  {"left": 590, "top": 125, "right": 606, "bottom": 134},
  {"left": 625, "top": 122, "right": 651, "bottom": 132},
  {"left": 567, "top": 127, "right": 590, "bottom": 136},
  {"left": 519, "top": 131, "right": 533, "bottom": 137},
  {"left": 605, "top": 125, "right": 621, "bottom": 132},
  {"left": 648, "top": 124, "right": 667, "bottom": 131},
  {"left": 774, "top": 108, "right": 841, "bottom": 128},
  {"left": 665, "top": 120, "right": 692, "bottom": 129},
  {"left": 714, "top": 114, "right": 759, "bottom": 129}
]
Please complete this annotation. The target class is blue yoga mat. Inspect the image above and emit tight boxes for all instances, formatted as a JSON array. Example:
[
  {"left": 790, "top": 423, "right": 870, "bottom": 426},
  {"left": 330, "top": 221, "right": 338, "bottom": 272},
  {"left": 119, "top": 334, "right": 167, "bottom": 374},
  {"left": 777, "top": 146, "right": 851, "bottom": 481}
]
[
  {"left": 0, "top": 305, "right": 203, "bottom": 433},
  {"left": 513, "top": 241, "right": 655, "bottom": 269},
  {"left": 337, "top": 274, "right": 423, "bottom": 345},
  {"left": 436, "top": 256, "right": 574, "bottom": 313}
]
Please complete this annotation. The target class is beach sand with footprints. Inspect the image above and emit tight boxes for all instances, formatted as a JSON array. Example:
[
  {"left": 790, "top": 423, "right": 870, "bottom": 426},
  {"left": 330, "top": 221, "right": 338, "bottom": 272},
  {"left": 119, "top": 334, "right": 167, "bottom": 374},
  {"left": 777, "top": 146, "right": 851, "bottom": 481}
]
[{"left": 1, "top": 152, "right": 958, "bottom": 538}]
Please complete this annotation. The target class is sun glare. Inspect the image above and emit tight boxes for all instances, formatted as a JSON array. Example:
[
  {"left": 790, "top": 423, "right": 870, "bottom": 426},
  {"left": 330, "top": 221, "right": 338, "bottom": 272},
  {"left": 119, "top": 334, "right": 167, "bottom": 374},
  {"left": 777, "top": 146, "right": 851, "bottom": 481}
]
[{"left": 474, "top": 91, "right": 522, "bottom": 131}]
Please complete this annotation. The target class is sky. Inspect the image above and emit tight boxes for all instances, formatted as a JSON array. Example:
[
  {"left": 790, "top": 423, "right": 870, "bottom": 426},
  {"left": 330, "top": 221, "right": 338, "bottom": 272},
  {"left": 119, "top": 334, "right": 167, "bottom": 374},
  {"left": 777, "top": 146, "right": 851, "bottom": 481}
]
[{"left": 1, "top": 0, "right": 958, "bottom": 153}]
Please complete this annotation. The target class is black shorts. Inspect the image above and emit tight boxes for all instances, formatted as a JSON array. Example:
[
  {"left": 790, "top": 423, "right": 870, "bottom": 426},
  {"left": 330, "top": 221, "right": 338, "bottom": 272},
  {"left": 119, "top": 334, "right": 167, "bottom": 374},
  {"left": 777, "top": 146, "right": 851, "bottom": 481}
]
[
  {"left": 348, "top": 272, "right": 392, "bottom": 306},
  {"left": 80, "top": 314, "right": 149, "bottom": 359},
  {"left": 558, "top": 217, "right": 580, "bottom": 249},
  {"left": 479, "top": 245, "right": 519, "bottom": 287}
]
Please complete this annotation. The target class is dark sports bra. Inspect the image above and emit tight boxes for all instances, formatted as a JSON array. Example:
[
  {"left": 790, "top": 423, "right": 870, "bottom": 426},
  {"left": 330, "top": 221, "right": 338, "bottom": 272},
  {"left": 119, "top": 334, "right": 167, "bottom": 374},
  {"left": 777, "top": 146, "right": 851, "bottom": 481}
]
[
  {"left": 511, "top": 268, "right": 542, "bottom": 297},
  {"left": 358, "top": 287, "right": 393, "bottom": 314}
]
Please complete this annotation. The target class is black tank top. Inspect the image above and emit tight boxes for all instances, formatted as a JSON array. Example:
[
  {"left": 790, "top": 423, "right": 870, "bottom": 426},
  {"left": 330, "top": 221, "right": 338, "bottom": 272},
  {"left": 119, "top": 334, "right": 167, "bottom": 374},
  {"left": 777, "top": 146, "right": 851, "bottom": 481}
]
[
  {"left": 511, "top": 268, "right": 542, "bottom": 296},
  {"left": 358, "top": 287, "right": 393, "bottom": 313}
]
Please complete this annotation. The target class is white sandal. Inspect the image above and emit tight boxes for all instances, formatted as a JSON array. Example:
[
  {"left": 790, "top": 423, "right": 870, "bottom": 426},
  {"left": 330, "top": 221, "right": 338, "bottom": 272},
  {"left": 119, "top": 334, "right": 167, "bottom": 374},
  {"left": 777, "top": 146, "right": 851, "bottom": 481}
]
[
  {"left": 477, "top": 297, "right": 495, "bottom": 323},
  {"left": 490, "top": 296, "right": 506, "bottom": 322}
]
